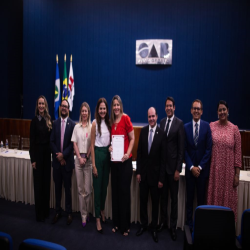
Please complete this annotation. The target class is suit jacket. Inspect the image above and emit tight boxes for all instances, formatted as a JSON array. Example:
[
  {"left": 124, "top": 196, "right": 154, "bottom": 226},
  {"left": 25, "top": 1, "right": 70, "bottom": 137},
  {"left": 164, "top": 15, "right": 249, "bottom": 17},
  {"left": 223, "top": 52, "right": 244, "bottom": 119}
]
[
  {"left": 160, "top": 116, "right": 185, "bottom": 174},
  {"left": 136, "top": 125, "right": 165, "bottom": 186},
  {"left": 184, "top": 120, "right": 212, "bottom": 179},
  {"left": 50, "top": 117, "right": 75, "bottom": 171}
]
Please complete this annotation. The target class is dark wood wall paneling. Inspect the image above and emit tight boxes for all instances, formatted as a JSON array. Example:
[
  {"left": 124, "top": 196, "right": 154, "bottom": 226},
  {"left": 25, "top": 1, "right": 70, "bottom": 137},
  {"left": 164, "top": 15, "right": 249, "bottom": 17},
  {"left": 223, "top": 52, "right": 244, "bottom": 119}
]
[{"left": 1, "top": 119, "right": 250, "bottom": 170}]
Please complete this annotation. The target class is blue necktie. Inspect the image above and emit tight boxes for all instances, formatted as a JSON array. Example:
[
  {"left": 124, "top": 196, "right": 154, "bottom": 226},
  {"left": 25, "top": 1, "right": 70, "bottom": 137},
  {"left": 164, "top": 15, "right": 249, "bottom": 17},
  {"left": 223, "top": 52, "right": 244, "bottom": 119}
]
[
  {"left": 148, "top": 128, "right": 153, "bottom": 154},
  {"left": 194, "top": 123, "right": 198, "bottom": 146}
]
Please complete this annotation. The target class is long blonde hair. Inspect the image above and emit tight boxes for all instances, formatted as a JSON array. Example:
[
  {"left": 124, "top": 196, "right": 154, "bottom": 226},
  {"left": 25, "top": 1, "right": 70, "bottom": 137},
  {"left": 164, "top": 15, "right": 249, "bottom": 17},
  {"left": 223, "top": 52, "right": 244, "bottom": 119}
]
[
  {"left": 110, "top": 95, "right": 123, "bottom": 125},
  {"left": 35, "top": 95, "right": 52, "bottom": 130},
  {"left": 79, "top": 102, "right": 91, "bottom": 126}
]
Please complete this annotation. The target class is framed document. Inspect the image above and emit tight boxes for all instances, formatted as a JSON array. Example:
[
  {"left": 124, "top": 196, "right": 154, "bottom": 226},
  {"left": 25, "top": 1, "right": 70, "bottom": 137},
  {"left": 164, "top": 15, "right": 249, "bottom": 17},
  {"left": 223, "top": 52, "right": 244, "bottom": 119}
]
[{"left": 111, "top": 135, "right": 124, "bottom": 162}]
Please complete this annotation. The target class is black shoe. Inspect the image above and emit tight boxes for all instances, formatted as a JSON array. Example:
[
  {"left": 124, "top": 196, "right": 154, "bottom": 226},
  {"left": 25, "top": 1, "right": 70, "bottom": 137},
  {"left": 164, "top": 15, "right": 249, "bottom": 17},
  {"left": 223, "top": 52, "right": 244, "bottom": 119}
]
[
  {"left": 170, "top": 228, "right": 177, "bottom": 241},
  {"left": 97, "top": 228, "right": 103, "bottom": 234},
  {"left": 51, "top": 213, "right": 61, "bottom": 224},
  {"left": 136, "top": 227, "right": 147, "bottom": 236},
  {"left": 67, "top": 214, "right": 73, "bottom": 225},
  {"left": 157, "top": 222, "right": 167, "bottom": 232},
  {"left": 152, "top": 230, "right": 158, "bottom": 243}
]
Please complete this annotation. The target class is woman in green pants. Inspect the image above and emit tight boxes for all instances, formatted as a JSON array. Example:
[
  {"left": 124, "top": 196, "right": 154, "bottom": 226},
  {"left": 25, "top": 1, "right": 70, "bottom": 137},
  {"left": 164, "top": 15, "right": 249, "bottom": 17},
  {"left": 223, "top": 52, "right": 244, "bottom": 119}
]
[{"left": 91, "top": 98, "right": 111, "bottom": 233}]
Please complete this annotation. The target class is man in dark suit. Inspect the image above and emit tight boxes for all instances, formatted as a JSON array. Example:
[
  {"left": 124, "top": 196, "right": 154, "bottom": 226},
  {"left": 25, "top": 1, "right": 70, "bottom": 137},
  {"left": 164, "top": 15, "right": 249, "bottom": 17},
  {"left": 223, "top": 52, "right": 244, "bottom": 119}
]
[
  {"left": 184, "top": 99, "right": 212, "bottom": 231},
  {"left": 50, "top": 99, "right": 75, "bottom": 225},
  {"left": 136, "top": 107, "right": 165, "bottom": 243},
  {"left": 158, "top": 96, "right": 185, "bottom": 241}
]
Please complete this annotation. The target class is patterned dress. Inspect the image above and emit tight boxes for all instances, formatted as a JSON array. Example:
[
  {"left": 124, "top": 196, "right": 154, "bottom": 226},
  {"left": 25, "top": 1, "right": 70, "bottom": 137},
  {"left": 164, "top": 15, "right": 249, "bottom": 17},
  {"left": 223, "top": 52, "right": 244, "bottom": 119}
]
[{"left": 207, "top": 121, "right": 242, "bottom": 220}]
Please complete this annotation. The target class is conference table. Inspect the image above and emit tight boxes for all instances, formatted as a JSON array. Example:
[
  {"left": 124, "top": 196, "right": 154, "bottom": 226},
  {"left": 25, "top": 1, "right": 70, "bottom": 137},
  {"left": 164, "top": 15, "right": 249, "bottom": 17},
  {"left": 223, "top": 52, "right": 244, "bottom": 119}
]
[{"left": 0, "top": 150, "right": 249, "bottom": 235}]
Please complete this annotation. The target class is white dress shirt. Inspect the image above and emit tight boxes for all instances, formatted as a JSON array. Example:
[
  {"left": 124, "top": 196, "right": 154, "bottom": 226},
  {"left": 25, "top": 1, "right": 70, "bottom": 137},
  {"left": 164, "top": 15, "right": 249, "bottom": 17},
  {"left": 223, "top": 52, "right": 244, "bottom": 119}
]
[
  {"left": 148, "top": 124, "right": 157, "bottom": 142},
  {"left": 164, "top": 115, "right": 174, "bottom": 136}
]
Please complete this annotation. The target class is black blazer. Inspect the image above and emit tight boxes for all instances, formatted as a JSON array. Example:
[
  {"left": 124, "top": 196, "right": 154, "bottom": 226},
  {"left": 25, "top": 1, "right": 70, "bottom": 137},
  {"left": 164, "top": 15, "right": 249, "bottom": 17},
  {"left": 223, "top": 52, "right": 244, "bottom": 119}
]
[
  {"left": 50, "top": 117, "right": 75, "bottom": 171},
  {"left": 136, "top": 125, "right": 165, "bottom": 186},
  {"left": 160, "top": 116, "right": 185, "bottom": 174}
]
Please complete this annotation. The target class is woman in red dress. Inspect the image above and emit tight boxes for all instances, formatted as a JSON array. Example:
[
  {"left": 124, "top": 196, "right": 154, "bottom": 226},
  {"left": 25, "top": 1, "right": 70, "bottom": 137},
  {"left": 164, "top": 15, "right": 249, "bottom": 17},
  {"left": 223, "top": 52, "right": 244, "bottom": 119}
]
[
  {"left": 109, "top": 95, "right": 135, "bottom": 236},
  {"left": 207, "top": 100, "right": 241, "bottom": 219}
]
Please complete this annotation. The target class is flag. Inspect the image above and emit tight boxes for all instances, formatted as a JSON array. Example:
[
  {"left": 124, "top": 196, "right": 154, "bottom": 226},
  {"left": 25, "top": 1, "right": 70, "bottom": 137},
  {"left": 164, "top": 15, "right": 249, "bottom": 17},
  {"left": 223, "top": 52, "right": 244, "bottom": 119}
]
[
  {"left": 68, "top": 55, "right": 75, "bottom": 112},
  {"left": 54, "top": 55, "right": 61, "bottom": 119},
  {"left": 62, "top": 54, "right": 68, "bottom": 100}
]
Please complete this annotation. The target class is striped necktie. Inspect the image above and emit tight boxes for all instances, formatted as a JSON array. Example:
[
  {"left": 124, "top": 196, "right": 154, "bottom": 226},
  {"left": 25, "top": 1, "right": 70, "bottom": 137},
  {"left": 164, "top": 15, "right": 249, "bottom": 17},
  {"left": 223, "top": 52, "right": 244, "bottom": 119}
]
[{"left": 194, "top": 123, "right": 198, "bottom": 146}]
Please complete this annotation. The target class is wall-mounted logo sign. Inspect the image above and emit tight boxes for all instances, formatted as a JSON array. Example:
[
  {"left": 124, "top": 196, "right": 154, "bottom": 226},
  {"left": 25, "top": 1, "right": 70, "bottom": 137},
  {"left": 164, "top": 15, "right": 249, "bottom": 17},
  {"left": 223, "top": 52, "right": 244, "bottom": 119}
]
[{"left": 136, "top": 39, "right": 172, "bottom": 65}]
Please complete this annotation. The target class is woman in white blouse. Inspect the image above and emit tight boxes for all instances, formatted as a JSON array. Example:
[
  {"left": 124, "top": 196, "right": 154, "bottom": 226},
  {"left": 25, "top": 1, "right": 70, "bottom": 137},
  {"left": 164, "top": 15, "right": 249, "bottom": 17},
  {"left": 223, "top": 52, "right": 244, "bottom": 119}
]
[
  {"left": 91, "top": 98, "right": 111, "bottom": 233},
  {"left": 71, "top": 102, "right": 92, "bottom": 227}
]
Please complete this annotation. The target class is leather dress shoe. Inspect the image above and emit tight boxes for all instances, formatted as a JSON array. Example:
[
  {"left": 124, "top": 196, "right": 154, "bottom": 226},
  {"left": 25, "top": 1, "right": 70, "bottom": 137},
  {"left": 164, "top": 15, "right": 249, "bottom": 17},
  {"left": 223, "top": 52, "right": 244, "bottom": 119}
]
[
  {"left": 157, "top": 222, "right": 167, "bottom": 232},
  {"left": 51, "top": 214, "right": 61, "bottom": 224},
  {"left": 170, "top": 228, "right": 177, "bottom": 241},
  {"left": 136, "top": 227, "right": 147, "bottom": 236},
  {"left": 152, "top": 230, "right": 158, "bottom": 243},
  {"left": 67, "top": 214, "right": 73, "bottom": 225}
]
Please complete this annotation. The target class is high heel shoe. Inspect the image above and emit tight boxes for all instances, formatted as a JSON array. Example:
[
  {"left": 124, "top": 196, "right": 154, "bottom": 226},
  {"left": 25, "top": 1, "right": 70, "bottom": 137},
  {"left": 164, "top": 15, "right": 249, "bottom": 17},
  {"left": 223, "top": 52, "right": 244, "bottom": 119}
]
[
  {"left": 96, "top": 219, "right": 103, "bottom": 234},
  {"left": 100, "top": 212, "right": 106, "bottom": 224}
]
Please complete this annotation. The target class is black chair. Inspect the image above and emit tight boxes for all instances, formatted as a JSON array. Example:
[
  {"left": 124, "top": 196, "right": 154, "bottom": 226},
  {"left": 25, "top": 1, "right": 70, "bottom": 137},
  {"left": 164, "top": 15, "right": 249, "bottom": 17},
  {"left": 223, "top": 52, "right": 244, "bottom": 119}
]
[
  {"left": 19, "top": 239, "right": 67, "bottom": 250},
  {"left": 237, "top": 209, "right": 250, "bottom": 250},
  {"left": 0, "top": 231, "right": 13, "bottom": 250},
  {"left": 184, "top": 205, "right": 236, "bottom": 250}
]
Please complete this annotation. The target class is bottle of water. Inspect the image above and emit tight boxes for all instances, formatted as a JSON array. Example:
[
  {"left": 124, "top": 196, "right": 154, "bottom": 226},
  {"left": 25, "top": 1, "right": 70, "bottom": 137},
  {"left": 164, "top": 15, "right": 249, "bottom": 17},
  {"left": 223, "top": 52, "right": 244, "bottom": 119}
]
[
  {"left": 5, "top": 139, "right": 8, "bottom": 150},
  {"left": 0, "top": 141, "right": 3, "bottom": 152}
]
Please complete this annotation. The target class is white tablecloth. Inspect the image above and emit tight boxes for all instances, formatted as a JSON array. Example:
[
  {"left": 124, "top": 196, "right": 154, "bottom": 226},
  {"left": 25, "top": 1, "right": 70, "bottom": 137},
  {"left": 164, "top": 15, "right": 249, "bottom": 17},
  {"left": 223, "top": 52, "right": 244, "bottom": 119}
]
[{"left": 0, "top": 150, "right": 249, "bottom": 235}]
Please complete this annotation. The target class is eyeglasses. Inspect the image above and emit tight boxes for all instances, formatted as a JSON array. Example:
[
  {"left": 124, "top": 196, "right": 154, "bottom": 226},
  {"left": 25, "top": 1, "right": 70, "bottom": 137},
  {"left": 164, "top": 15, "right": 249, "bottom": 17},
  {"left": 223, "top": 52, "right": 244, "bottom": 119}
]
[
  {"left": 61, "top": 105, "right": 69, "bottom": 109},
  {"left": 192, "top": 107, "right": 202, "bottom": 111}
]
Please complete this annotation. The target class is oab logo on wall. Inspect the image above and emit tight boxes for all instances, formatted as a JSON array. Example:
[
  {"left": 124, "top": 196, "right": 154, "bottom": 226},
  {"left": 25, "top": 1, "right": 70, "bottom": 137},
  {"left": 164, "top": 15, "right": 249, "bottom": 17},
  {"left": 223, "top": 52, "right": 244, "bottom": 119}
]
[{"left": 136, "top": 39, "right": 172, "bottom": 65}]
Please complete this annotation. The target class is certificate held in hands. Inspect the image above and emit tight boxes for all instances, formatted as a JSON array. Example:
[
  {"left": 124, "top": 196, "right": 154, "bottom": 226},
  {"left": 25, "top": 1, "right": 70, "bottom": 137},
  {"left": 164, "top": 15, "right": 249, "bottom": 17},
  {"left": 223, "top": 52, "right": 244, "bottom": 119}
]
[{"left": 111, "top": 135, "right": 124, "bottom": 162}]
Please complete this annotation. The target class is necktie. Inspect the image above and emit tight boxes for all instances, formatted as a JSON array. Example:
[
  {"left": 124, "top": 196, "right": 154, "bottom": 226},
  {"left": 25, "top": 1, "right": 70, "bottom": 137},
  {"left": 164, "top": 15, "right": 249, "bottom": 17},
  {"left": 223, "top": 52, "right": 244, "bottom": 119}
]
[
  {"left": 61, "top": 119, "right": 65, "bottom": 152},
  {"left": 194, "top": 123, "right": 198, "bottom": 146},
  {"left": 148, "top": 128, "right": 153, "bottom": 154},
  {"left": 165, "top": 119, "right": 171, "bottom": 137}
]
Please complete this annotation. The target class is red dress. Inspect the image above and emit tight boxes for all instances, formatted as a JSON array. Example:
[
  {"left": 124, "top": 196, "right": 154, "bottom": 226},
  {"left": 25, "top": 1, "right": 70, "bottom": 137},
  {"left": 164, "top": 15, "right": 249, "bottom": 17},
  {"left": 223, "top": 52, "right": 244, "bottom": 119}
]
[
  {"left": 111, "top": 114, "right": 133, "bottom": 158},
  {"left": 207, "top": 121, "right": 242, "bottom": 220}
]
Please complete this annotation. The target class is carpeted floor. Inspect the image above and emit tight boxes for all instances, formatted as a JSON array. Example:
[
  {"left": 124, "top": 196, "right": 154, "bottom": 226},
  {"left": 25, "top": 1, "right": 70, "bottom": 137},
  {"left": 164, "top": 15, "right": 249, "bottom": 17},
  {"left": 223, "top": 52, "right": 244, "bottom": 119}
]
[{"left": 0, "top": 198, "right": 184, "bottom": 250}]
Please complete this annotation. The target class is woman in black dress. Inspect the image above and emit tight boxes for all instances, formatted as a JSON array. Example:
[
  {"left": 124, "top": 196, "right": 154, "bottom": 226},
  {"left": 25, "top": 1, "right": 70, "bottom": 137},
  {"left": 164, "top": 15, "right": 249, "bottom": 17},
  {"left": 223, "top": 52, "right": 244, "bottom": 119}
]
[{"left": 29, "top": 95, "right": 52, "bottom": 222}]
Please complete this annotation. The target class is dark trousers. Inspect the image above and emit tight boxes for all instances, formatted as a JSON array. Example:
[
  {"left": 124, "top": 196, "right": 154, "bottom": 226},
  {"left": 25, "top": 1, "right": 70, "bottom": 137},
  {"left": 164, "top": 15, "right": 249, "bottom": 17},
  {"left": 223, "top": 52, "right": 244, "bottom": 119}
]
[
  {"left": 139, "top": 180, "right": 160, "bottom": 229},
  {"left": 111, "top": 158, "right": 133, "bottom": 234},
  {"left": 33, "top": 144, "right": 51, "bottom": 221},
  {"left": 53, "top": 166, "right": 73, "bottom": 215},
  {"left": 93, "top": 146, "right": 110, "bottom": 218},
  {"left": 160, "top": 173, "right": 179, "bottom": 229},
  {"left": 186, "top": 175, "right": 207, "bottom": 229}
]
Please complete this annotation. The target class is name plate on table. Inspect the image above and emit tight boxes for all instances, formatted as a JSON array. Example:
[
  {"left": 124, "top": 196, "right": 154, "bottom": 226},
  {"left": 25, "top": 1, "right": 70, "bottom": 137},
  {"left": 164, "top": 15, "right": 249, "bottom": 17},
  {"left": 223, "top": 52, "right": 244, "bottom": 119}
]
[{"left": 111, "top": 135, "right": 124, "bottom": 162}]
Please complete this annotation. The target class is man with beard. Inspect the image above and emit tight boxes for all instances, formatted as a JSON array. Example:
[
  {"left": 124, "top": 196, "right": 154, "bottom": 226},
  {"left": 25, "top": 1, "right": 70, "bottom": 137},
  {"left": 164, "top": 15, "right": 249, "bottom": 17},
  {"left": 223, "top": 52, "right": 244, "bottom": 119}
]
[{"left": 50, "top": 99, "right": 75, "bottom": 225}]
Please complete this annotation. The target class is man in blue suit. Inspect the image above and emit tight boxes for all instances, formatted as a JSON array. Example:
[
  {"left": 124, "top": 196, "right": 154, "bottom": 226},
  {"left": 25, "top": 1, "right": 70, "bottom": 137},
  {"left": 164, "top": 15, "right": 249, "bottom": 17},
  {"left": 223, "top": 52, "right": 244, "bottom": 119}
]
[
  {"left": 50, "top": 100, "right": 75, "bottom": 225},
  {"left": 184, "top": 99, "right": 212, "bottom": 231}
]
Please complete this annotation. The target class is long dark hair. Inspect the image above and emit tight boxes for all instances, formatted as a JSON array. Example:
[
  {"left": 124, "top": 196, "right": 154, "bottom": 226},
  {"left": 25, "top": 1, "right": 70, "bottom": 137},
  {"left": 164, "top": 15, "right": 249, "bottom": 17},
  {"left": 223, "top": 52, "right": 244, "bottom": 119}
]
[{"left": 95, "top": 98, "right": 111, "bottom": 136}]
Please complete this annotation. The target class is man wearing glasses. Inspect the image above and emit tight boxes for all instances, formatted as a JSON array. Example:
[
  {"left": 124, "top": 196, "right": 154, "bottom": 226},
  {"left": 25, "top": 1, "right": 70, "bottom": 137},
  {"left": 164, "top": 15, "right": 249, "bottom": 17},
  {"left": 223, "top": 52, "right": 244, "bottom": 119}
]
[
  {"left": 50, "top": 100, "right": 75, "bottom": 225},
  {"left": 184, "top": 99, "right": 212, "bottom": 232}
]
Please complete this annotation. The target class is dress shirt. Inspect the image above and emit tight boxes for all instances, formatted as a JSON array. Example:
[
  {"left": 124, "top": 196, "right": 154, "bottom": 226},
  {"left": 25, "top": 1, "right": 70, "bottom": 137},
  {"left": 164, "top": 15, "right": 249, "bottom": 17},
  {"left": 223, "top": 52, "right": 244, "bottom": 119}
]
[
  {"left": 164, "top": 115, "right": 174, "bottom": 136},
  {"left": 190, "top": 119, "right": 202, "bottom": 171},
  {"left": 192, "top": 119, "right": 200, "bottom": 138},
  {"left": 61, "top": 117, "right": 68, "bottom": 135},
  {"left": 71, "top": 123, "right": 92, "bottom": 153},
  {"left": 148, "top": 124, "right": 157, "bottom": 142}
]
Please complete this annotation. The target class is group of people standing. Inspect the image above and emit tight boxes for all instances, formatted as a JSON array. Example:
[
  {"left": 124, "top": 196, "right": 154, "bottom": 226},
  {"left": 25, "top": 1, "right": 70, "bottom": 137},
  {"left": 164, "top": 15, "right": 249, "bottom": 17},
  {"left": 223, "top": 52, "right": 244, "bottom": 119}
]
[
  {"left": 136, "top": 97, "right": 241, "bottom": 243},
  {"left": 29, "top": 95, "right": 134, "bottom": 236},
  {"left": 29, "top": 94, "right": 242, "bottom": 243}
]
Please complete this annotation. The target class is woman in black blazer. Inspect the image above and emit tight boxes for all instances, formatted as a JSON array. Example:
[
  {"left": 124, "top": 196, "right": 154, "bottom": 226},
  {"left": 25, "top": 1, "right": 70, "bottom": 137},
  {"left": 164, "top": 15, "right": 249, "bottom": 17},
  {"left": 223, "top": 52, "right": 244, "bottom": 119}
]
[{"left": 29, "top": 95, "right": 52, "bottom": 222}]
